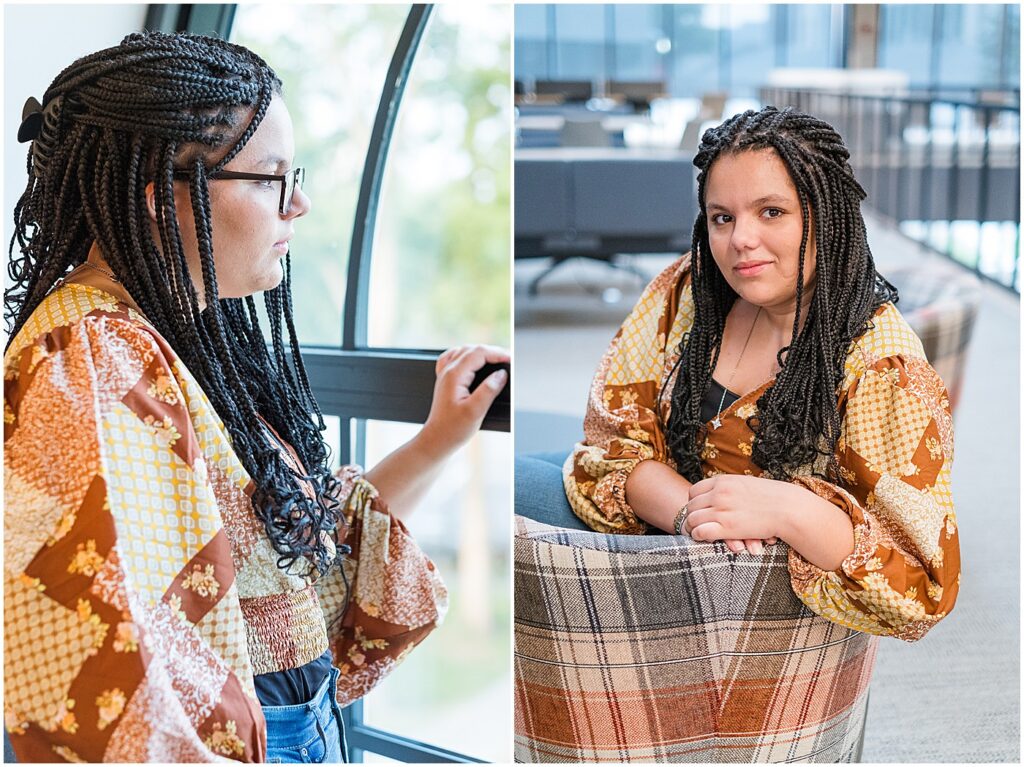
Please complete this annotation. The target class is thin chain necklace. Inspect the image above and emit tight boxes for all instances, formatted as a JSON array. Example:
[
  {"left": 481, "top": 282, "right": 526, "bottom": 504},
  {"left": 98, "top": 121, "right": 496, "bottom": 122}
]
[
  {"left": 80, "top": 261, "right": 119, "bottom": 282},
  {"left": 711, "top": 306, "right": 762, "bottom": 430}
]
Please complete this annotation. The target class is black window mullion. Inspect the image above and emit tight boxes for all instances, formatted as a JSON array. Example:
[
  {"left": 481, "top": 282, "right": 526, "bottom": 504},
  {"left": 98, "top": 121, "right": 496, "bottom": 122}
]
[
  {"left": 150, "top": 3, "right": 236, "bottom": 37},
  {"left": 344, "top": 5, "right": 434, "bottom": 351},
  {"left": 341, "top": 708, "right": 485, "bottom": 764},
  {"left": 304, "top": 350, "right": 509, "bottom": 433}
]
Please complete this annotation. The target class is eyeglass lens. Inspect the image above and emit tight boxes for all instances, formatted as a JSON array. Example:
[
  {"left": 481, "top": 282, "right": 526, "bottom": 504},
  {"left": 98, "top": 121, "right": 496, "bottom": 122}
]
[{"left": 281, "top": 168, "right": 304, "bottom": 215}]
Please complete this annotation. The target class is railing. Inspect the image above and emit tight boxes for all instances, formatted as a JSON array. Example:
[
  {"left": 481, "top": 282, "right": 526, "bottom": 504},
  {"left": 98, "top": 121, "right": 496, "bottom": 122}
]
[{"left": 761, "top": 86, "right": 1021, "bottom": 293}]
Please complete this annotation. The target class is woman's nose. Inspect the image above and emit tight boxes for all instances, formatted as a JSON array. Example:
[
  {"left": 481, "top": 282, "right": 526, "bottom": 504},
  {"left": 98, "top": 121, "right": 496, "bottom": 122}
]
[
  {"left": 730, "top": 216, "right": 759, "bottom": 250},
  {"left": 285, "top": 185, "right": 311, "bottom": 219}
]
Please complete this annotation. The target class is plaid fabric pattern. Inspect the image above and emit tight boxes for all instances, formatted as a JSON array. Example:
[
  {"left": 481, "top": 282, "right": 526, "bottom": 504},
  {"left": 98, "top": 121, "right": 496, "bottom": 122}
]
[{"left": 514, "top": 516, "right": 877, "bottom": 763}]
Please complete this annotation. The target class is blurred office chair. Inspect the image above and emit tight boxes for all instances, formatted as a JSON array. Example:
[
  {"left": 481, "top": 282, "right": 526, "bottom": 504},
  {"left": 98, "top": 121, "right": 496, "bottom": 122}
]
[
  {"left": 514, "top": 511, "right": 874, "bottom": 763},
  {"left": 697, "top": 91, "right": 728, "bottom": 122},
  {"left": 607, "top": 79, "right": 667, "bottom": 112},
  {"left": 679, "top": 91, "right": 730, "bottom": 151},
  {"left": 559, "top": 115, "right": 611, "bottom": 148}
]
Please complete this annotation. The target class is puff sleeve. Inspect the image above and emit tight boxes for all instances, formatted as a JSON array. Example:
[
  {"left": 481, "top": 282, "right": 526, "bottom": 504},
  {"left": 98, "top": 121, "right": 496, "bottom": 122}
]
[
  {"left": 787, "top": 352, "right": 960, "bottom": 641},
  {"left": 4, "top": 311, "right": 265, "bottom": 763},
  {"left": 316, "top": 468, "right": 448, "bottom": 707},
  {"left": 564, "top": 256, "right": 693, "bottom": 534}
]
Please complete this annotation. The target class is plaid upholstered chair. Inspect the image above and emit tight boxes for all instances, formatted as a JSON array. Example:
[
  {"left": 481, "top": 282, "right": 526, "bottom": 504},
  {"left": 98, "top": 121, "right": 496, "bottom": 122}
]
[
  {"left": 514, "top": 262, "right": 982, "bottom": 762},
  {"left": 887, "top": 265, "right": 982, "bottom": 413},
  {"left": 514, "top": 516, "right": 874, "bottom": 763}
]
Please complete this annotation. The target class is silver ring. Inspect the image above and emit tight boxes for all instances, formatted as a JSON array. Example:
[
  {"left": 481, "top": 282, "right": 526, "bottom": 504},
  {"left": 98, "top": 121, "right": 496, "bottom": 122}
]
[{"left": 673, "top": 502, "right": 690, "bottom": 536}]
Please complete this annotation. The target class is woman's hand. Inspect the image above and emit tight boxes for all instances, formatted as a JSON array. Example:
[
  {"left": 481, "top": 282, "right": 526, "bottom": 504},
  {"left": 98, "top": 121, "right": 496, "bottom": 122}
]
[
  {"left": 364, "top": 344, "right": 508, "bottom": 520},
  {"left": 684, "top": 475, "right": 790, "bottom": 554},
  {"left": 684, "top": 474, "right": 856, "bottom": 569},
  {"left": 419, "top": 344, "right": 509, "bottom": 460}
]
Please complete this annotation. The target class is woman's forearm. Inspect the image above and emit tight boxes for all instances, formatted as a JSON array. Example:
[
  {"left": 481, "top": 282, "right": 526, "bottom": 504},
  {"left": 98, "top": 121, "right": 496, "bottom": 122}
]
[
  {"left": 624, "top": 459, "right": 692, "bottom": 532},
  {"left": 363, "top": 430, "right": 453, "bottom": 521},
  {"left": 361, "top": 344, "right": 508, "bottom": 522},
  {"left": 777, "top": 484, "right": 856, "bottom": 571}
]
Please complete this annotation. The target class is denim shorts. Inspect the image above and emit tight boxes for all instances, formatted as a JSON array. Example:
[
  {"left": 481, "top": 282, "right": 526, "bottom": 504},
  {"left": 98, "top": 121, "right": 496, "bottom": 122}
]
[{"left": 263, "top": 666, "right": 348, "bottom": 763}]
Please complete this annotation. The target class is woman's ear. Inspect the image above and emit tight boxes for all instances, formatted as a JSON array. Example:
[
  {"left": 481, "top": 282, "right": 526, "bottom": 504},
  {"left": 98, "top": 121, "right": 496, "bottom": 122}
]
[{"left": 144, "top": 181, "right": 158, "bottom": 222}]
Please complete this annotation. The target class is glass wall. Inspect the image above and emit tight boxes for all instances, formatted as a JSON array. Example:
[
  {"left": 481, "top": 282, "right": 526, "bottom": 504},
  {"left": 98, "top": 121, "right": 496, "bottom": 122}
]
[
  {"left": 516, "top": 4, "right": 1020, "bottom": 98},
  {"left": 514, "top": 3, "right": 848, "bottom": 98},
  {"left": 879, "top": 4, "right": 1020, "bottom": 91}
]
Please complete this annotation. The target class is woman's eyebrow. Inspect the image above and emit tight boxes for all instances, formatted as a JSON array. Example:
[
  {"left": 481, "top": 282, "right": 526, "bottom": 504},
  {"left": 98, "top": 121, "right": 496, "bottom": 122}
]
[
  {"left": 255, "top": 154, "right": 289, "bottom": 170},
  {"left": 707, "top": 194, "right": 791, "bottom": 213},
  {"left": 750, "top": 194, "right": 791, "bottom": 207}
]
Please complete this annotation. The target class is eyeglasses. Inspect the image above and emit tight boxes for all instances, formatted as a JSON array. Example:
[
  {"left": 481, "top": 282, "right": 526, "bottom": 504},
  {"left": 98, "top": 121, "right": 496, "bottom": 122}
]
[{"left": 173, "top": 167, "right": 306, "bottom": 215}]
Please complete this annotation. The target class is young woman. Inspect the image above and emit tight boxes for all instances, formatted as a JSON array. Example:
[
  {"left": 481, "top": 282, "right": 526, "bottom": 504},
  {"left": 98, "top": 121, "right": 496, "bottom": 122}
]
[
  {"left": 565, "top": 106, "right": 959, "bottom": 640},
  {"left": 4, "top": 32, "right": 507, "bottom": 763}
]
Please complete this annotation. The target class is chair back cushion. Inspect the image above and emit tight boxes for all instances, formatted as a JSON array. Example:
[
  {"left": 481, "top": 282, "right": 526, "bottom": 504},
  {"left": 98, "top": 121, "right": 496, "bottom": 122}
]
[
  {"left": 888, "top": 266, "right": 983, "bottom": 412},
  {"left": 514, "top": 516, "right": 877, "bottom": 763}
]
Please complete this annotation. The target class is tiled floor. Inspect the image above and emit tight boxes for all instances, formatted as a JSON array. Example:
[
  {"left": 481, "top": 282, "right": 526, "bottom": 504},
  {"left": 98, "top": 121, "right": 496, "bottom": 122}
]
[{"left": 513, "top": 210, "right": 1020, "bottom": 761}]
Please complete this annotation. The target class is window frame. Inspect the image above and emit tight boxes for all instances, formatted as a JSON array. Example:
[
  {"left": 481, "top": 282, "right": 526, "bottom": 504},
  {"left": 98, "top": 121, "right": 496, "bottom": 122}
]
[{"left": 158, "top": 3, "right": 507, "bottom": 762}]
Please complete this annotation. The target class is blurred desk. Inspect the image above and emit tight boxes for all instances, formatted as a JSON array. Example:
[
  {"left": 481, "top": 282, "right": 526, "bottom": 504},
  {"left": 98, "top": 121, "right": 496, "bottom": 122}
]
[
  {"left": 516, "top": 114, "right": 643, "bottom": 149},
  {"left": 515, "top": 147, "right": 697, "bottom": 291}
]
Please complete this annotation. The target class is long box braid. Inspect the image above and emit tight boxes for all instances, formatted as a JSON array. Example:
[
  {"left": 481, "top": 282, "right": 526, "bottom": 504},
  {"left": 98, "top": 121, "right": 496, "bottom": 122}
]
[
  {"left": 662, "top": 106, "right": 899, "bottom": 484},
  {"left": 6, "top": 31, "right": 343, "bottom": 579}
]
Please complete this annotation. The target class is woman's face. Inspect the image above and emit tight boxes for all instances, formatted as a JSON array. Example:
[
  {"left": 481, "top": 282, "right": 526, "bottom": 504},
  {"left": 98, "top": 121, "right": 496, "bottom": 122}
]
[
  {"left": 703, "top": 148, "right": 816, "bottom": 314},
  {"left": 171, "top": 95, "right": 311, "bottom": 303}
]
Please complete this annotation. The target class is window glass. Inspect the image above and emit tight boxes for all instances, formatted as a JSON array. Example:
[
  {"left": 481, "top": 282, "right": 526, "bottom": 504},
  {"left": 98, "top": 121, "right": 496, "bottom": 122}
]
[
  {"left": 360, "top": 420, "right": 511, "bottom": 762},
  {"left": 231, "top": 5, "right": 410, "bottom": 347},
  {"left": 786, "top": 5, "right": 834, "bottom": 69},
  {"left": 727, "top": 4, "right": 774, "bottom": 98},
  {"left": 552, "top": 4, "right": 605, "bottom": 80},
  {"left": 936, "top": 5, "right": 1006, "bottom": 88},
  {"left": 367, "top": 4, "right": 511, "bottom": 350},
  {"left": 878, "top": 5, "right": 934, "bottom": 88},
  {"left": 234, "top": 7, "right": 512, "bottom": 763},
  {"left": 671, "top": 5, "right": 722, "bottom": 97},
  {"left": 613, "top": 5, "right": 668, "bottom": 82},
  {"left": 514, "top": 5, "right": 549, "bottom": 81},
  {"left": 1005, "top": 6, "right": 1020, "bottom": 87}
]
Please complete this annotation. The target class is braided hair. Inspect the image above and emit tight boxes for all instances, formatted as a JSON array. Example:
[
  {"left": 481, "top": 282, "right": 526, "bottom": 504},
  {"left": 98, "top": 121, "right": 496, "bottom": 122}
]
[
  {"left": 664, "top": 106, "right": 898, "bottom": 483},
  {"left": 6, "top": 31, "right": 342, "bottom": 578}
]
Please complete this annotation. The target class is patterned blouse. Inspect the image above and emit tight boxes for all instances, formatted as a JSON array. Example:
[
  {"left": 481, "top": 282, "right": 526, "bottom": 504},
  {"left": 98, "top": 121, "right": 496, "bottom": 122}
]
[
  {"left": 565, "top": 255, "right": 960, "bottom": 642},
  {"left": 4, "top": 284, "right": 447, "bottom": 762}
]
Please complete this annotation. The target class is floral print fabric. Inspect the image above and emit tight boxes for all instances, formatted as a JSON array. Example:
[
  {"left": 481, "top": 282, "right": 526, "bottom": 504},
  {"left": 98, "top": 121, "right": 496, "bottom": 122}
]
[
  {"left": 4, "top": 284, "right": 447, "bottom": 762},
  {"left": 565, "top": 255, "right": 960, "bottom": 641}
]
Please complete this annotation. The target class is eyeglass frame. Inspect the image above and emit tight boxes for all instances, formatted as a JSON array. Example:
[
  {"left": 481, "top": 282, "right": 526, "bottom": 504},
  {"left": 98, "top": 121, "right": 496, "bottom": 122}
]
[{"left": 171, "top": 167, "right": 306, "bottom": 215}]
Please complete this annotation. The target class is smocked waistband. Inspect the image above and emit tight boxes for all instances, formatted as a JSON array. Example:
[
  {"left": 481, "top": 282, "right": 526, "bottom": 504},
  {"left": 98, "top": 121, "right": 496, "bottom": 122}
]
[{"left": 240, "top": 584, "right": 329, "bottom": 676}]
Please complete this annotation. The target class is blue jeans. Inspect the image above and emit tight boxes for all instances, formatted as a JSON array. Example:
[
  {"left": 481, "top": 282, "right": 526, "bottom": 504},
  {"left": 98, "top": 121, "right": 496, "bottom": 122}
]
[
  {"left": 263, "top": 666, "right": 348, "bottom": 763},
  {"left": 514, "top": 451, "right": 591, "bottom": 530}
]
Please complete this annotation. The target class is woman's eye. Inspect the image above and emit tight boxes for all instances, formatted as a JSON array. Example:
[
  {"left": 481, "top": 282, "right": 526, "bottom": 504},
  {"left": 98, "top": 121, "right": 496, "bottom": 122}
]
[
  {"left": 255, "top": 179, "right": 275, "bottom": 189},
  {"left": 710, "top": 213, "right": 732, "bottom": 225},
  {"left": 763, "top": 207, "right": 783, "bottom": 219}
]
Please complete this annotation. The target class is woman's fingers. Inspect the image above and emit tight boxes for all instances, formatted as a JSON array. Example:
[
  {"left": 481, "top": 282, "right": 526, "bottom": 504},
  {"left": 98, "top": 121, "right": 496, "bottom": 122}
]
[
  {"left": 724, "top": 539, "right": 746, "bottom": 554},
  {"left": 422, "top": 344, "right": 510, "bottom": 456},
  {"left": 687, "top": 476, "right": 717, "bottom": 500},
  {"left": 438, "top": 345, "right": 511, "bottom": 395},
  {"left": 689, "top": 521, "right": 726, "bottom": 543},
  {"left": 440, "top": 344, "right": 510, "bottom": 374},
  {"left": 466, "top": 368, "right": 508, "bottom": 413}
]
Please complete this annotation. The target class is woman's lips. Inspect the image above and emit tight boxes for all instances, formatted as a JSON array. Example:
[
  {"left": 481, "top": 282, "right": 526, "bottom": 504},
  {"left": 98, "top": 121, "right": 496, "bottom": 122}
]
[{"left": 734, "top": 261, "right": 771, "bottom": 277}]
